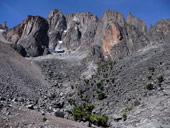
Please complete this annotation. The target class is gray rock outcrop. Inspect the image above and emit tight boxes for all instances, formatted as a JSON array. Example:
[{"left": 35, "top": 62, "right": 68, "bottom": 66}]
[{"left": 6, "top": 16, "right": 49, "bottom": 57}]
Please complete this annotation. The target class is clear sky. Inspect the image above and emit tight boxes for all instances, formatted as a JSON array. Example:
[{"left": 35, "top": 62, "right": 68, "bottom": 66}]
[{"left": 0, "top": 0, "right": 170, "bottom": 28}]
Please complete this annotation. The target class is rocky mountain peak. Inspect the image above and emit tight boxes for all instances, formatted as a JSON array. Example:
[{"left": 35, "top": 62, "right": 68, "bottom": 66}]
[
  {"left": 47, "top": 9, "right": 66, "bottom": 49},
  {"left": 6, "top": 15, "right": 49, "bottom": 57},
  {"left": 101, "top": 10, "right": 126, "bottom": 27},
  {"left": 127, "top": 12, "right": 147, "bottom": 32},
  {"left": 149, "top": 19, "right": 170, "bottom": 44},
  {"left": 2, "top": 9, "right": 170, "bottom": 60},
  {"left": 2, "top": 21, "right": 7, "bottom": 29},
  {"left": 0, "top": 21, "right": 8, "bottom": 32},
  {"left": 48, "top": 9, "right": 60, "bottom": 19}
]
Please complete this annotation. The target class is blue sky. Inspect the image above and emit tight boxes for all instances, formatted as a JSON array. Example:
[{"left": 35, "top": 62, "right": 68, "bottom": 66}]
[{"left": 0, "top": 0, "right": 170, "bottom": 28}]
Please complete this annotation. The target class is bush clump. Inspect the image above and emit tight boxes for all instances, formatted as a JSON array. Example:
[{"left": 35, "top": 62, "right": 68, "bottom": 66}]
[
  {"left": 157, "top": 74, "right": 164, "bottom": 83},
  {"left": 145, "top": 83, "right": 154, "bottom": 90},
  {"left": 42, "top": 117, "right": 47, "bottom": 121},
  {"left": 90, "top": 115, "right": 108, "bottom": 126},
  {"left": 147, "top": 75, "right": 152, "bottom": 80},
  {"left": 98, "top": 93, "right": 107, "bottom": 100},
  {"left": 122, "top": 114, "right": 127, "bottom": 121},
  {"left": 124, "top": 106, "right": 133, "bottom": 112},
  {"left": 71, "top": 104, "right": 108, "bottom": 127},
  {"left": 148, "top": 67, "right": 155, "bottom": 72},
  {"left": 68, "top": 98, "right": 76, "bottom": 105}
]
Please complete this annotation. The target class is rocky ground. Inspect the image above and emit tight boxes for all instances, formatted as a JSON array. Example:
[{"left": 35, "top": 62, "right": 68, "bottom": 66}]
[
  {"left": 23, "top": 42, "right": 170, "bottom": 128},
  {"left": 0, "top": 41, "right": 90, "bottom": 128},
  {"left": 0, "top": 104, "right": 89, "bottom": 128}
]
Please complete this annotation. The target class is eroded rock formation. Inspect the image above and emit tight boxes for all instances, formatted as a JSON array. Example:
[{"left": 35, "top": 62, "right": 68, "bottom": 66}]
[
  {"left": 6, "top": 16, "right": 49, "bottom": 57},
  {"left": 2, "top": 9, "right": 170, "bottom": 60}
]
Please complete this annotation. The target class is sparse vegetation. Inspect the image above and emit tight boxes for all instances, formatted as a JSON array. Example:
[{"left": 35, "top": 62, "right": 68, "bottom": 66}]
[
  {"left": 82, "top": 97, "right": 89, "bottom": 102},
  {"left": 157, "top": 74, "right": 164, "bottom": 83},
  {"left": 90, "top": 115, "right": 108, "bottom": 126},
  {"left": 124, "top": 106, "right": 134, "bottom": 112},
  {"left": 145, "top": 83, "right": 154, "bottom": 90},
  {"left": 98, "top": 92, "right": 107, "bottom": 100},
  {"left": 68, "top": 98, "right": 76, "bottom": 105},
  {"left": 122, "top": 113, "right": 127, "bottom": 121},
  {"left": 70, "top": 104, "right": 108, "bottom": 127},
  {"left": 148, "top": 67, "right": 155, "bottom": 72},
  {"left": 147, "top": 75, "right": 152, "bottom": 80},
  {"left": 42, "top": 117, "right": 47, "bottom": 121}
]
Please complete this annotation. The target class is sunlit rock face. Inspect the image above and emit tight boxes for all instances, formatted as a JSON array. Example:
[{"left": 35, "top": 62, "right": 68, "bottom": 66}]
[
  {"left": 102, "top": 21, "right": 123, "bottom": 57},
  {"left": 93, "top": 10, "right": 151, "bottom": 60}
]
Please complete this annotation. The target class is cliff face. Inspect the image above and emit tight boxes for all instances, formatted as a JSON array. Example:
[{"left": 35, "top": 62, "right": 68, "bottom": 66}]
[
  {"left": 6, "top": 16, "right": 49, "bottom": 57},
  {"left": 93, "top": 11, "right": 150, "bottom": 60},
  {"left": 47, "top": 9, "right": 67, "bottom": 49},
  {"left": 3, "top": 9, "right": 170, "bottom": 59},
  {"left": 149, "top": 19, "right": 170, "bottom": 44},
  {"left": 93, "top": 11, "right": 127, "bottom": 60}
]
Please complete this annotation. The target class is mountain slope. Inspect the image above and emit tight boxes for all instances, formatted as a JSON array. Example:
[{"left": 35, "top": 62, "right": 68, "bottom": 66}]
[
  {"left": 71, "top": 43, "right": 170, "bottom": 127},
  {"left": 0, "top": 41, "right": 48, "bottom": 101}
]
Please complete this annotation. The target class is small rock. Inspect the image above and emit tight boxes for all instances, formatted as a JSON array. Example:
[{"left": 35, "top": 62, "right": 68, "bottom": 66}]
[
  {"left": 60, "top": 93, "right": 63, "bottom": 97},
  {"left": 41, "top": 110, "right": 45, "bottom": 115},
  {"left": 54, "top": 111, "right": 64, "bottom": 118},
  {"left": 113, "top": 115, "right": 122, "bottom": 122},
  {"left": 27, "top": 104, "right": 34, "bottom": 110}
]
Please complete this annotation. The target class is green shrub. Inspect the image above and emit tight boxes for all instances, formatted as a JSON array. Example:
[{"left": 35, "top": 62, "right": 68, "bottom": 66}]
[
  {"left": 90, "top": 115, "right": 108, "bottom": 126},
  {"left": 42, "top": 117, "right": 47, "bottom": 121},
  {"left": 82, "top": 97, "right": 89, "bottom": 102},
  {"left": 84, "top": 104, "right": 94, "bottom": 112},
  {"left": 70, "top": 104, "right": 108, "bottom": 127},
  {"left": 122, "top": 114, "right": 127, "bottom": 121},
  {"left": 124, "top": 106, "right": 133, "bottom": 112},
  {"left": 148, "top": 67, "right": 155, "bottom": 72},
  {"left": 147, "top": 75, "right": 152, "bottom": 80},
  {"left": 98, "top": 93, "right": 107, "bottom": 100},
  {"left": 157, "top": 75, "right": 164, "bottom": 83},
  {"left": 145, "top": 83, "right": 154, "bottom": 90}
]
